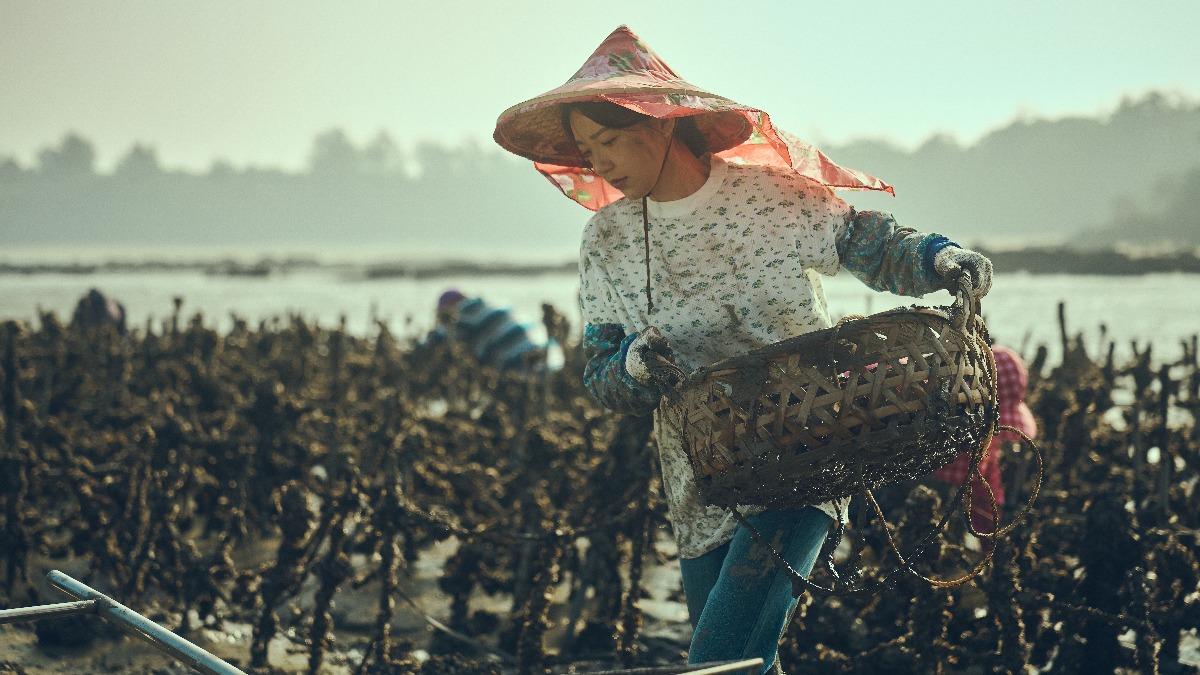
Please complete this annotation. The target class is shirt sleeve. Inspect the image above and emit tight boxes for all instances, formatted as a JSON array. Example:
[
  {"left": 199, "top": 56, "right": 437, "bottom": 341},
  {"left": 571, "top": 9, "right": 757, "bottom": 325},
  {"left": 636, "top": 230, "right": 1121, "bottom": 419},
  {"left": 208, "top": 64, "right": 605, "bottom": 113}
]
[
  {"left": 786, "top": 178, "right": 852, "bottom": 277},
  {"left": 578, "top": 213, "right": 625, "bottom": 326},
  {"left": 578, "top": 215, "right": 661, "bottom": 415},
  {"left": 783, "top": 175, "right": 960, "bottom": 296},
  {"left": 835, "top": 208, "right": 959, "bottom": 297}
]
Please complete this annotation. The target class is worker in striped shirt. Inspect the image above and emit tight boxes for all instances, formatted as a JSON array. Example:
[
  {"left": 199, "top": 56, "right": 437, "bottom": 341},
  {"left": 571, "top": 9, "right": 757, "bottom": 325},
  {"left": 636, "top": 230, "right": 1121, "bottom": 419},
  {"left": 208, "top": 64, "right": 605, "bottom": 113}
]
[{"left": 428, "top": 289, "right": 560, "bottom": 373}]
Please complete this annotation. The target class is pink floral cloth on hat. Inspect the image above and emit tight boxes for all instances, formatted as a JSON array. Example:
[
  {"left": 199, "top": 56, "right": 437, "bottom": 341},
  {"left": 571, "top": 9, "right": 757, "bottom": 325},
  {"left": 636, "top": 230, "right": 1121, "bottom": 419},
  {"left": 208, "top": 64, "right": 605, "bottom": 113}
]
[{"left": 494, "top": 25, "right": 894, "bottom": 211}]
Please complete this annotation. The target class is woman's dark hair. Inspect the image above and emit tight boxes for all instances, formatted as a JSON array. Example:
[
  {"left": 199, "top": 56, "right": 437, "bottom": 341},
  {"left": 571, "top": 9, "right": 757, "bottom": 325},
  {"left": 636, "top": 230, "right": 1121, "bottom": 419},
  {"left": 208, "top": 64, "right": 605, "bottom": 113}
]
[{"left": 560, "top": 101, "right": 709, "bottom": 160}]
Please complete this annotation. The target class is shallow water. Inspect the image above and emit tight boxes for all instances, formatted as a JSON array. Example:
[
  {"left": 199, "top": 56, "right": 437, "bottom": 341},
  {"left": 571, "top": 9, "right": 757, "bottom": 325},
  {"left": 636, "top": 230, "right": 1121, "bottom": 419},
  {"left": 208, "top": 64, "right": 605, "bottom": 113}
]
[{"left": 0, "top": 269, "right": 1196, "bottom": 364}]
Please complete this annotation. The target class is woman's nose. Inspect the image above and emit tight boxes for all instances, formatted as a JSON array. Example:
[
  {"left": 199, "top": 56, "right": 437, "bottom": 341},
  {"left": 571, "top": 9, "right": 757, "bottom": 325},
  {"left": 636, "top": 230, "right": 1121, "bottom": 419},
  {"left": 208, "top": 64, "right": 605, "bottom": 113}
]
[{"left": 591, "top": 151, "right": 615, "bottom": 175}]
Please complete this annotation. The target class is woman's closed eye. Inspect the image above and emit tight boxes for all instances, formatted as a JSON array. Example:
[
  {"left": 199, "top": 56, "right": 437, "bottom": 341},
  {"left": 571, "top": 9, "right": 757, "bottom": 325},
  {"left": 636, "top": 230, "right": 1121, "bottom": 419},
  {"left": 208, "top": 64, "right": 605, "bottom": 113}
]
[{"left": 582, "top": 138, "right": 616, "bottom": 159}]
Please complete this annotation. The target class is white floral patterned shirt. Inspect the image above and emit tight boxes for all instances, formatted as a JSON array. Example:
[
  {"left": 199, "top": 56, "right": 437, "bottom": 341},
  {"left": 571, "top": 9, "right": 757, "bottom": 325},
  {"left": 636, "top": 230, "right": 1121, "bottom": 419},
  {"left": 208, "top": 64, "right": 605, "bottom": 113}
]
[{"left": 579, "top": 155, "right": 955, "bottom": 558}]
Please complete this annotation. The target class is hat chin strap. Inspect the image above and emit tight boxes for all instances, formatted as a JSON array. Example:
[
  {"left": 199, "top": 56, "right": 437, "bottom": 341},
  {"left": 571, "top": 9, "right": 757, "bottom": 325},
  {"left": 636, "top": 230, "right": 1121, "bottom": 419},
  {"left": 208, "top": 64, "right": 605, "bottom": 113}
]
[{"left": 641, "top": 123, "right": 676, "bottom": 315}]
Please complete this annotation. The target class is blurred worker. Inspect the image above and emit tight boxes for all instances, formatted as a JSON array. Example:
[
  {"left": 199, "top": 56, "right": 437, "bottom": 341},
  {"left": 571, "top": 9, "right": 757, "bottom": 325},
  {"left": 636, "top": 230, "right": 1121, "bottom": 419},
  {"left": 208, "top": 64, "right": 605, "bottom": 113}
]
[
  {"left": 428, "top": 289, "right": 562, "bottom": 374},
  {"left": 70, "top": 288, "right": 127, "bottom": 334},
  {"left": 933, "top": 343, "right": 1038, "bottom": 543}
]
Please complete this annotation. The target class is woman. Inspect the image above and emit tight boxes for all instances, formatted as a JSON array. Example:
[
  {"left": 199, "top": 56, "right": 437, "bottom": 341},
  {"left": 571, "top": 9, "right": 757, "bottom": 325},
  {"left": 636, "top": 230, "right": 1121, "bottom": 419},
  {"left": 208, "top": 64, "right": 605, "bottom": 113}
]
[{"left": 494, "top": 26, "right": 993, "bottom": 672}]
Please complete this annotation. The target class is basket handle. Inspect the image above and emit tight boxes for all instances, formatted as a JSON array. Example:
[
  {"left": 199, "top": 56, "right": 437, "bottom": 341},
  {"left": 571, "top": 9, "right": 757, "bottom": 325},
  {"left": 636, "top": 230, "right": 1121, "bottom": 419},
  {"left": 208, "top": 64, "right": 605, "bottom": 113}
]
[
  {"left": 951, "top": 270, "right": 980, "bottom": 333},
  {"left": 644, "top": 352, "right": 687, "bottom": 404}
]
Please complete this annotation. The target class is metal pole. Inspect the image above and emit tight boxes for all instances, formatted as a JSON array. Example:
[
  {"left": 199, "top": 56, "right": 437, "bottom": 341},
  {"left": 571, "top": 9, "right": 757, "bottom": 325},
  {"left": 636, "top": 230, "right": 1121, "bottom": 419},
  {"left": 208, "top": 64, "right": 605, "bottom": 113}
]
[
  {"left": 0, "top": 599, "right": 97, "bottom": 625},
  {"left": 568, "top": 658, "right": 764, "bottom": 675},
  {"left": 686, "top": 659, "right": 764, "bottom": 675},
  {"left": 47, "top": 570, "right": 246, "bottom": 675}
]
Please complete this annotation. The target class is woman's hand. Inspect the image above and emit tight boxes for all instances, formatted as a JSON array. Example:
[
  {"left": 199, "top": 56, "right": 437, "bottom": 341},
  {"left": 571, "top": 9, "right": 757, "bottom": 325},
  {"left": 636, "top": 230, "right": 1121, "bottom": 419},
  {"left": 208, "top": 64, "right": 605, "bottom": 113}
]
[
  {"left": 934, "top": 247, "right": 993, "bottom": 298},
  {"left": 625, "top": 326, "right": 675, "bottom": 385}
]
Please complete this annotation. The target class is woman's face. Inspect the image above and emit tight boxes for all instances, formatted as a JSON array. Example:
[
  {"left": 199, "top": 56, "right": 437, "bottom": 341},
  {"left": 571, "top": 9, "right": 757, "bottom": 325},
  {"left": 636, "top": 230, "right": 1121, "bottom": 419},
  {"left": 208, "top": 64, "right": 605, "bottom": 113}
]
[{"left": 568, "top": 110, "right": 670, "bottom": 199}]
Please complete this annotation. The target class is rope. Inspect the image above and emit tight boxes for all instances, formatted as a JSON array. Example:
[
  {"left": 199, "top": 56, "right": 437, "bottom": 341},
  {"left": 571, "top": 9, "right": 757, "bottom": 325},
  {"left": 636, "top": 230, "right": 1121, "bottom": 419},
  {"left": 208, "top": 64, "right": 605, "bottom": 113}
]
[
  {"left": 641, "top": 243, "right": 1043, "bottom": 598},
  {"left": 640, "top": 121, "right": 679, "bottom": 315},
  {"left": 642, "top": 200, "right": 654, "bottom": 314},
  {"left": 727, "top": 425, "right": 1044, "bottom": 598},
  {"left": 714, "top": 290, "right": 1033, "bottom": 596}
]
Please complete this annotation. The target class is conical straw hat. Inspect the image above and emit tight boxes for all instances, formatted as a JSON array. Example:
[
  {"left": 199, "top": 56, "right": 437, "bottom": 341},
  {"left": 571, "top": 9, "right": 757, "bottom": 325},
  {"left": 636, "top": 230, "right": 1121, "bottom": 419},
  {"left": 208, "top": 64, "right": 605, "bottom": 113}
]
[{"left": 494, "top": 25, "right": 894, "bottom": 211}]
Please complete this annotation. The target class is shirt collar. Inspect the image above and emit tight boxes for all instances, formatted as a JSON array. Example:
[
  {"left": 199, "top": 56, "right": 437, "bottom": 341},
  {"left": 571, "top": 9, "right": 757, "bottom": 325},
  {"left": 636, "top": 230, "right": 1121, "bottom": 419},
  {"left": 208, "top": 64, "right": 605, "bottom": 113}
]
[{"left": 646, "top": 155, "right": 727, "bottom": 219}]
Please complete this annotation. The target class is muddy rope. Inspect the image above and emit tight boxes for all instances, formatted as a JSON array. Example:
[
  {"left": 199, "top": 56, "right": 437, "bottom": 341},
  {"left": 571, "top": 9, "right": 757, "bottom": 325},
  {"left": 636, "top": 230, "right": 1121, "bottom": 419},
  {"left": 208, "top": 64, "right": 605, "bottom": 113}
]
[{"left": 729, "top": 425, "right": 1043, "bottom": 598}]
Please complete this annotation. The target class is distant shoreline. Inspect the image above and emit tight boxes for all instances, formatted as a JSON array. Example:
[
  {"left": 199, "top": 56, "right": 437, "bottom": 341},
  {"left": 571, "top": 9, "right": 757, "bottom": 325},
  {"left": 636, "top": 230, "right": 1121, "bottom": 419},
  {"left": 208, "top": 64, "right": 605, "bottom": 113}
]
[
  {"left": 1, "top": 247, "right": 1198, "bottom": 278},
  {"left": 979, "top": 247, "right": 1200, "bottom": 275}
]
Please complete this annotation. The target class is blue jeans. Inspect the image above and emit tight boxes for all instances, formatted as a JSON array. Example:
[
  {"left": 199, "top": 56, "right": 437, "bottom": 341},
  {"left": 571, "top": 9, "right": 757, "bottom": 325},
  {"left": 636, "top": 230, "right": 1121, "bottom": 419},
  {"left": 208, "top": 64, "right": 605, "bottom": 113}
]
[{"left": 678, "top": 507, "right": 832, "bottom": 674}]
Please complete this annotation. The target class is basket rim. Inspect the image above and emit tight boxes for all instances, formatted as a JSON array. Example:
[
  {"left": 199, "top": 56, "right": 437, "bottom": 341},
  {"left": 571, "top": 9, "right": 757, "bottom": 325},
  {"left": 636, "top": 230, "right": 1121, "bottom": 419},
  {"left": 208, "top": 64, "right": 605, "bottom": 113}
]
[{"left": 680, "top": 304, "right": 956, "bottom": 387}]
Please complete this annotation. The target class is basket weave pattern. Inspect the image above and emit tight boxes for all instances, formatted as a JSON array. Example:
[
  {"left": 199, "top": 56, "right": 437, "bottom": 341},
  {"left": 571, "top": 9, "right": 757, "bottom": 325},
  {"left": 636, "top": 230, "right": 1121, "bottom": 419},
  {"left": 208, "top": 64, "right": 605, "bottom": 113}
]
[{"left": 680, "top": 306, "right": 997, "bottom": 510}]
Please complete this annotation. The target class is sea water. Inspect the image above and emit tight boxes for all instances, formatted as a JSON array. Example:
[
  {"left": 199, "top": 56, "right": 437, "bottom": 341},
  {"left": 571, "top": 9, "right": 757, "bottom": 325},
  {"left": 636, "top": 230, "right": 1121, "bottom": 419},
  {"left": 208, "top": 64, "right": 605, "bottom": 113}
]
[{"left": 0, "top": 268, "right": 1196, "bottom": 364}]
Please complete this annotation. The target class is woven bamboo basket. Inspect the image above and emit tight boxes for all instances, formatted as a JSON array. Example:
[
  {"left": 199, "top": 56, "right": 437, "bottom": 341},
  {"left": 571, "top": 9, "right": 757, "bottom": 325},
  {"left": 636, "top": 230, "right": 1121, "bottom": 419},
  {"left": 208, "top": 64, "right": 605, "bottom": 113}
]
[{"left": 668, "top": 282, "right": 998, "bottom": 511}]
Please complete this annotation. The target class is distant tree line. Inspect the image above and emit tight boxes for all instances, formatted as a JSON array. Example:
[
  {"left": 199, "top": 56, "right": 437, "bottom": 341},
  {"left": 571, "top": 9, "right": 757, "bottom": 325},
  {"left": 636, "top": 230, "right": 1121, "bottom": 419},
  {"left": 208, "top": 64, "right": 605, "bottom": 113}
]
[
  {"left": 828, "top": 91, "right": 1200, "bottom": 249},
  {"left": 1, "top": 91, "right": 1198, "bottom": 251},
  {"left": 0, "top": 128, "right": 584, "bottom": 254},
  {"left": 1089, "top": 165, "right": 1200, "bottom": 248}
]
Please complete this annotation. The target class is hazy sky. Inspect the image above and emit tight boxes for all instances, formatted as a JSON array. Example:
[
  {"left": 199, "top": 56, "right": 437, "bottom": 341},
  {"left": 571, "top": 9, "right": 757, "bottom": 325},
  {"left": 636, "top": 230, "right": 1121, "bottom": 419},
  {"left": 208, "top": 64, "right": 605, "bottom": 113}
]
[{"left": 3, "top": 0, "right": 1197, "bottom": 173}]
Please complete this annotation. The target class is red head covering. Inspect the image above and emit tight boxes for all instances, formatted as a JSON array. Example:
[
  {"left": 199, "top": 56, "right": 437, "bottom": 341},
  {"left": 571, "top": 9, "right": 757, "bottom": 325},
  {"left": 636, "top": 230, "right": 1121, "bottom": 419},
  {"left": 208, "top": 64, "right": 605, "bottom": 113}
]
[
  {"left": 494, "top": 25, "right": 894, "bottom": 211},
  {"left": 933, "top": 344, "right": 1039, "bottom": 516},
  {"left": 992, "top": 344, "right": 1038, "bottom": 442}
]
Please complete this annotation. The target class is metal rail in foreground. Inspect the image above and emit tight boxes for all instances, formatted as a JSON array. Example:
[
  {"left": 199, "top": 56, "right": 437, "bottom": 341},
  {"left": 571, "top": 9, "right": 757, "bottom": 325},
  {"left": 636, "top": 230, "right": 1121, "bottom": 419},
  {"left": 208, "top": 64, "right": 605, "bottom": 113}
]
[
  {"left": 571, "top": 658, "right": 765, "bottom": 675},
  {"left": 3, "top": 572, "right": 763, "bottom": 675},
  {"left": 685, "top": 661, "right": 764, "bottom": 675},
  {"left": 0, "top": 599, "right": 98, "bottom": 626},
  {"left": 34, "top": 570, "right": 247, "bottom": 675}
]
